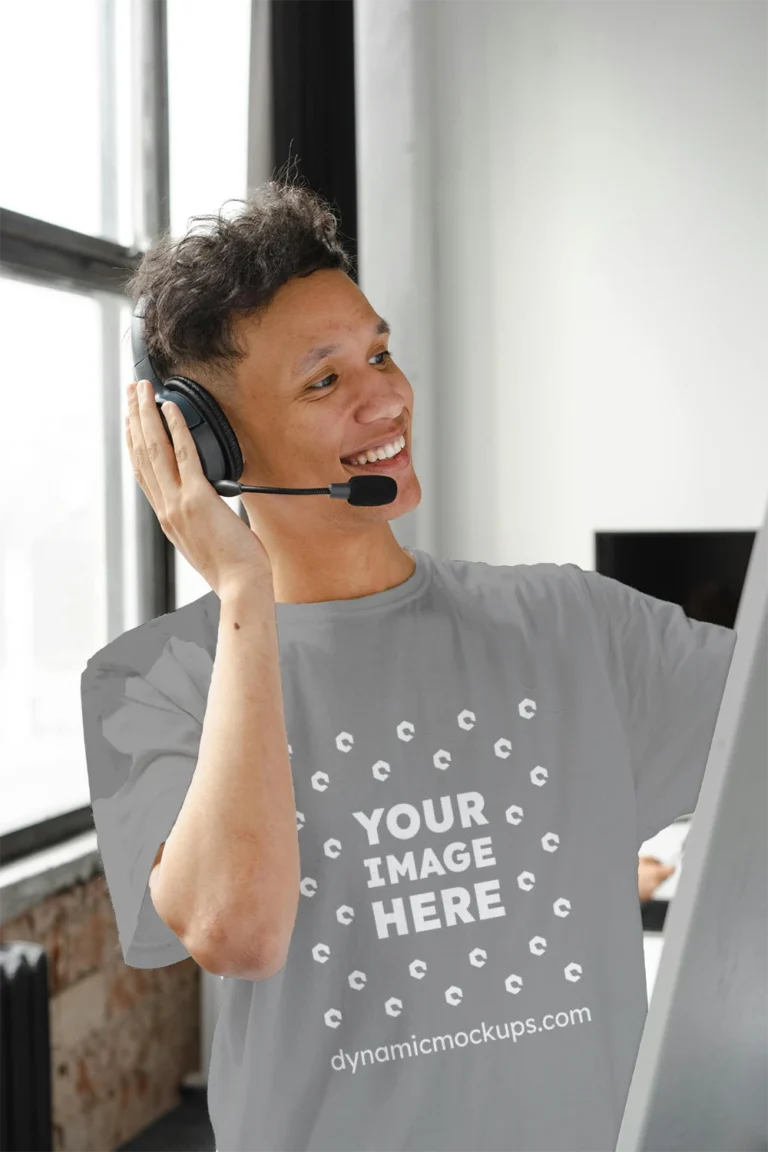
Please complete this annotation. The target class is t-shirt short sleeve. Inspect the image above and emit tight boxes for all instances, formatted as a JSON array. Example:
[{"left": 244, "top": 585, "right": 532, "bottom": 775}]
[
  {"left": 565, "top": 565, "right": 738, "bottom": 847},
  {"left": 81, "top": 632, "right": 210, "bottom": 969}
]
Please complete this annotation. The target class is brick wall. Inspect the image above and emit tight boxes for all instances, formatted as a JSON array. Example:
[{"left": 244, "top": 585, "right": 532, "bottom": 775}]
[{"left": 0, "top": 871, "right": 200, "bottom": 1151}]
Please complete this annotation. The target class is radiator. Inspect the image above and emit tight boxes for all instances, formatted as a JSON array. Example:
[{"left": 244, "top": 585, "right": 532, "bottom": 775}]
[{"left": 0, "top": 942, "right": 53, "bottom": 1152}]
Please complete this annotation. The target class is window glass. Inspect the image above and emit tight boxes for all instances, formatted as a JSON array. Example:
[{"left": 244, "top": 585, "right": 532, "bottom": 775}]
[
  {"left": 167, "top": 0, "right": 251, "bottom": 237},
  {"left": 0, "top": 0, "right": 135, "bottom": 248},
  {"left": 0, "top": 278, "right": 111, "bottom": 836}
]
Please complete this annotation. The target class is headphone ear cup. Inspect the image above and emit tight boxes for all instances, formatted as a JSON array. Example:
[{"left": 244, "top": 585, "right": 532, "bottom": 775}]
[{"left": 159, "top": 376, "right": 244, "bottom": 485}]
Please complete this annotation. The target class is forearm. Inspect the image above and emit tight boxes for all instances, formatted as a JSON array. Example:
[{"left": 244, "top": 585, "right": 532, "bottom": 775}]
[{"left": 153, "top": 578, "right": 300, "bottom": 974}]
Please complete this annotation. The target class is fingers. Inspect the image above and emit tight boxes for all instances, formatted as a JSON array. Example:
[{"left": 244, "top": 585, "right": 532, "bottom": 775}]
[
  {"left": 125, "top": 382, "right": 157, "bottom": 508},
  {"left": 125, "top": 379, "right": 210, "bottom": 517},
  {"left": 128, "top": 379, "right": 192, "bottom": 516},
  {"left": 638, "top": 857, "right": 675, "bottom": 875},
  {"left": 141, "top": 380, "right": 183, "bottom": 495},
  {"left": 157, "top": 394, "right": 206, "bottom": 487}
]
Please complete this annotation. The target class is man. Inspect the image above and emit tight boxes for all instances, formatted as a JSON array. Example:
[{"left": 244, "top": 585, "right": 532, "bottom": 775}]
[{"left": 81, "top": 177, "right": 736, "bottom": 1152}]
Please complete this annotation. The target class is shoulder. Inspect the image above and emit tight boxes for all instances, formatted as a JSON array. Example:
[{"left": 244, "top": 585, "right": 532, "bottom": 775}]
[
  {"left": 81, "top": 589, "right": 219, "bottom": 698},
  {"left": 426, "top": 552, "right": 587, "bottom": 616},
  {"left": 83, "top": 589, "right": 218, "bottom": 675}
]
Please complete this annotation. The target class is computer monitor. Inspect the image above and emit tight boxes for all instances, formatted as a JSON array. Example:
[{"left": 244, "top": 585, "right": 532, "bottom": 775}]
[{"left": 594, "top": 528, "right": 755, "bottom": 632}]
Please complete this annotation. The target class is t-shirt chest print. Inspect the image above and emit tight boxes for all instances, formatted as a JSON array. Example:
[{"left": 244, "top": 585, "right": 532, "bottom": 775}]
[{"left": 286, "top": 694, "right": 591, "bottom": 1075}]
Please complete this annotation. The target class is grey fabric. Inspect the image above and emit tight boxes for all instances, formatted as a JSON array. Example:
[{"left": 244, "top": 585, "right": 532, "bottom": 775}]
[{"left": 81, "top": 549, "right": 736, "bottom": 1151}]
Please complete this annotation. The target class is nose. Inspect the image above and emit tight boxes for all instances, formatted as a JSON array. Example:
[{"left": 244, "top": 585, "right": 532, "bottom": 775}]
[{"left": 357, "top": 375, "right": 406, "bottom": 421}]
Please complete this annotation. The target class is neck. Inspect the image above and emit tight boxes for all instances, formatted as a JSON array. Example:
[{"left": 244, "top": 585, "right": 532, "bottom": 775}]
[{"left": 240, "top": 515, "right": 415, "bottom": 604}]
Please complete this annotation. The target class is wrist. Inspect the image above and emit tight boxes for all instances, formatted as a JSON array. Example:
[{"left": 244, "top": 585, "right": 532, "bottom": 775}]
[{"left": 219, "top": 570, "right": 275, "bottom": 607}]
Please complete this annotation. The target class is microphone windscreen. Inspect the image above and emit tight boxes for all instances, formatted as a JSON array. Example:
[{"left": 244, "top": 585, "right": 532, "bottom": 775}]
[{"left": 347, "top": 475, "right": 398, "bottom": 506}]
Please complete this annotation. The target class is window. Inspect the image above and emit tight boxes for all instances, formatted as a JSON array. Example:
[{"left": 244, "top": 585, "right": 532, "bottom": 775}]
[
  {"left": 167, "top": 0, "right": 252, "bottom": 238},
  {"left": 0, "top": 0, "right": 140, "bottom": 856},
  {"left": 0, "top": 0, "right": 135, "bottom": 247},
  {"left": 0, "top": 0, "right": 254, "bottom": 860},
  {"left": 0, "top": 280, "right": 110, "bottom": 836}
]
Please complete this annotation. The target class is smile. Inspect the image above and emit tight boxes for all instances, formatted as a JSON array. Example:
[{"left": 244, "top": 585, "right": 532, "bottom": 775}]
[
  {"left": 341, "top": 434, "right": 406, "bottom": 465},
  {"left": 340, "top": 441, "right": 411, "bottom": 473}
]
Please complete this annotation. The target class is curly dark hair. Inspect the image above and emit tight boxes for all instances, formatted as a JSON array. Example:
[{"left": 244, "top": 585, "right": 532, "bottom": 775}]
[{"left": 124, "top": 164, "right": 355, "bottom": 397}]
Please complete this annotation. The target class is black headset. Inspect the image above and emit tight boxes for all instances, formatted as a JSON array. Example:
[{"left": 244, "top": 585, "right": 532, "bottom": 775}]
[
  {"left": 131, "top": 296, "right": 248, "bottom": 495},
  {"left": 130, "top": 295, "right": 395, "bottom": 506}
]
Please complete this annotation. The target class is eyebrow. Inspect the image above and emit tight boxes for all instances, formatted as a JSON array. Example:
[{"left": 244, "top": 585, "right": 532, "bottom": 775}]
[{"left": 292, "top": 318, "right": 391, "bottom": 378}]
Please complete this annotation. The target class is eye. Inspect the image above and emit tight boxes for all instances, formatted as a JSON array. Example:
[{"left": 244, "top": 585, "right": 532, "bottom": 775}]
[{"left": 308, "top": 349, "right": 392, "bottom": 392}]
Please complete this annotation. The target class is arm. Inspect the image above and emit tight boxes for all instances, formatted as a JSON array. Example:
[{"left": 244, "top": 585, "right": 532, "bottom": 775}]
[
  {"left": 150, "top": 578, "right": 301, "bottom": 980},
  {"left": 567, "top": 565, "right": 737, "bottom": 846}
]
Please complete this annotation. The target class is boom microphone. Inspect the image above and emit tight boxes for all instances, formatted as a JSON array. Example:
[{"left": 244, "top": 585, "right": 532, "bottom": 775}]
[{"left": 212, "top": 474, "right": 397, "bottom": 506}]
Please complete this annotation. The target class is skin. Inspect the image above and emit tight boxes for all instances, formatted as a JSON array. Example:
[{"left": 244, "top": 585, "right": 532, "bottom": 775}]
[
  {"left": 218, "top": 268, "right": 421, "bottom": 605},
  {"left": 638, "top": 856, "right": 676, "bottom": 902}
]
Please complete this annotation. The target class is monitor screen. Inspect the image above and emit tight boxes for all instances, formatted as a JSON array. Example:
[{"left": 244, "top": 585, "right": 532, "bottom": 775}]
[{"left": 594, "top": 530, "right": 756, "bottom": 629}]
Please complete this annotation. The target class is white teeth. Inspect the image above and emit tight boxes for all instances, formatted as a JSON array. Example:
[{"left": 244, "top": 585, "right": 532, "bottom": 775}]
[{"left": 346, "top": 435, "right": 405, "bottom": 466}]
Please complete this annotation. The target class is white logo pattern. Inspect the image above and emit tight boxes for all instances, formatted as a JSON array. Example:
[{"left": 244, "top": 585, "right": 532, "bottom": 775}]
[{"left": 295, "top": 706, "right": 583, "bottom": 1027}]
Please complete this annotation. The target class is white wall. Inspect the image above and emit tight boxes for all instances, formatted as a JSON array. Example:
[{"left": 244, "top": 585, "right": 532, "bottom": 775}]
[
  {"left": 353, "top": 0, "right": 440, "bottom": 554},
  {"left": 355, "top": 0, "right": 768, "bottom": 568}
]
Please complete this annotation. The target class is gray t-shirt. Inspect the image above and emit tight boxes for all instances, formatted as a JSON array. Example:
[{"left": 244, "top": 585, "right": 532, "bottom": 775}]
[{"left": 80, "top": 548, "right": 736, "bottom": 1152}]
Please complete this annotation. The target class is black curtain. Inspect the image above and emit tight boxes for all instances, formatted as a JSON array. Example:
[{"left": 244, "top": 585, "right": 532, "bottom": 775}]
[{"left": 270, "top": 0, "right": 358, "bottom": 281}]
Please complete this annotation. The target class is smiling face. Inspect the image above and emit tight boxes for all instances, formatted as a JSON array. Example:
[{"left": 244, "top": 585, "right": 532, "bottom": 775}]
[{"left": 229, "top": 268, "right": 421, "bottom": 547}]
